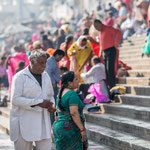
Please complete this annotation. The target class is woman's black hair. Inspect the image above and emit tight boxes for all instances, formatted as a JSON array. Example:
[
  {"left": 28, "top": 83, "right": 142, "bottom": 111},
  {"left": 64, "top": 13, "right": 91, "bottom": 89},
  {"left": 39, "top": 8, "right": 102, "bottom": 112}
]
[
  {"left": 82, "top": 38, "right": 87, "bottom": 43},
  {"left": 94, "top": 19, "right": 102, "bottom": 24},
  {"left": 18, "top": 61, "right": 25, "bottom": 68},
  {"left": 58, "top": 71, "right": 75, "bottom": 111},
  {"left": 83, "top": 28, "right": 89, "bottom": 36},
  {"left": 53, "top": 49, "right": 65, "bottom": 57},
  {"left": 59, "top": 66, "right": 68, "bottom": 72},
  {"left": 92, "top": 56, "right": 101, "bottom": 64},
  {"left": 64, "top": 35, "right": 74, "bottom": 56}
]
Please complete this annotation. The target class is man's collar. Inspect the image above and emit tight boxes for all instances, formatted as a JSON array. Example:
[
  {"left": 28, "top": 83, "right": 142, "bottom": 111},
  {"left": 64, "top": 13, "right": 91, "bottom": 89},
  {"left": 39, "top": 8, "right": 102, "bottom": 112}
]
[{"left": 22, "top": 66, "right": 45, "bottom": 76}]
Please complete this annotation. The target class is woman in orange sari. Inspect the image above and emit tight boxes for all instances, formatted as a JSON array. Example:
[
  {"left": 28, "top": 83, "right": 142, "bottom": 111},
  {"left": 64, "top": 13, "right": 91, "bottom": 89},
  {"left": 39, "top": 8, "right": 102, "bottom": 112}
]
[
  {"left": 59, "top": 35, "right": 74, "bottom": 69},
  {"left": 67, "top": 36, "right": 93, "bottom": 82}
]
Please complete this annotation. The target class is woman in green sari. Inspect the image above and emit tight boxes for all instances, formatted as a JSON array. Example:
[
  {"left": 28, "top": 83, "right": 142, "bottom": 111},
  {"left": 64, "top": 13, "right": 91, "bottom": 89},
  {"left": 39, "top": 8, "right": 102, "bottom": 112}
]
[{"left": 53, "top": 71, "right": 88, "bottom": 150}]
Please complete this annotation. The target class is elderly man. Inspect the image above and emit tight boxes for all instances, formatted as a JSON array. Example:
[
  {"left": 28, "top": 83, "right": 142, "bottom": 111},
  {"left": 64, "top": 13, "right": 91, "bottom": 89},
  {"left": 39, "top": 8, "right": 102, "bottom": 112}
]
[{"left": 10, "top": 49, "right": 56, "bottom": 150}]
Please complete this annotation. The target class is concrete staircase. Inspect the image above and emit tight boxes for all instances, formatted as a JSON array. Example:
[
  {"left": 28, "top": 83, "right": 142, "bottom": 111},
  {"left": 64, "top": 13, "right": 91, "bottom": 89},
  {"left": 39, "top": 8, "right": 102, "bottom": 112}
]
[{"left": 85, "top": 34, "right": 150, "bottom": 150}]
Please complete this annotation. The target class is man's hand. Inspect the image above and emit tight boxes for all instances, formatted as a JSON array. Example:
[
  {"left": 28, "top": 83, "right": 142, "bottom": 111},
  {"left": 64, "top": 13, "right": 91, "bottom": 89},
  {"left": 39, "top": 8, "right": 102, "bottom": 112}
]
[
  {"left": 115, "top": 45, "right": 118, "bottom": 49},
  {"left": 99, "top": 49, "right": 103, "bottom": 57},
  {"left": 52, "top": 83, "right": 57, "bottom": 88},
  {"left": 37, "top": 100, "right": 53, "bottom": 108},
  {"left": 87, "top": 36, "right": 99, "bottom": 45}
]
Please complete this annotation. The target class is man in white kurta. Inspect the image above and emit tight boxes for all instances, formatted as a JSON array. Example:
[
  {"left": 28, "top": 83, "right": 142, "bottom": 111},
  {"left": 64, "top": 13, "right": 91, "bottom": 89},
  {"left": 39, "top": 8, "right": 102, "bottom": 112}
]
[
  {"left": 81, "top": 56, "right": 106, "bottom": 83},
  {"left": 10, "top": 49, "right": 56, "bottom": 150}
]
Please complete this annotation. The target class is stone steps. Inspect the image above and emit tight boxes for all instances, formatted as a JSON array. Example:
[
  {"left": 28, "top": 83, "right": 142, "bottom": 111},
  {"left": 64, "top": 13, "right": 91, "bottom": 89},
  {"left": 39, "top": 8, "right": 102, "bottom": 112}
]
[
  {"left": 0, "top": 129, "right": 14, "bottom": 150},
  {"left": 103, "top": 103, "right": 150, "bottom": 122},
  {"left": 120, "top": 41, "right": 145, "bottom": 49},
  {"left": 118, "top": 77, "right": 150, "bottom": 86},
  {"left": 127, "top": 35, "right": 146, "bottom": 39},
  {"left": 86, "top": 122, "right": 150, "bottom": 150},
  {"left": 85, "top": 113, "right": 150, "bottom": 140},
  {"left": 119, "top": 53, "right": 142, "bottom": 59},
  {"left": 118, "top": 58, "right": 150, "bottom": 66},
  {"left": 117, "top": 84, "right": 150, "bottom": 96},
  {"left": 0, "top": 115, "right": 9, "bottom": 135},
  {"left": 0, "top": 107, "right": 9, "bottom": 118},
  {"left": 119, "top": 54, "right": 150, "bottom": 60},
  {"left": 119, "top": 94, "right": 150, "bottom": 107},
  {"left": 122, "top": 39, "right": 146, "bottom": 44},
  {"left": 119, "top": 50, "right": 142, "bottom": 56},
  {"left": 127, "top": 70, "right": 150, "bottom": 77},
  {"left": 125, "top": 35, "right": 146, "bottom": 41},
  {"left": 88, "top": 141, "right": 112, "bottom": 150},
  {"left": 85, "top": 35, "right": 150, "bottom": 149},
  {"left": 130, "top": 64, "right": 150, "bottom": 70},
  {"left": 119, "top": 45, "right": 143, "bottom": 51}
]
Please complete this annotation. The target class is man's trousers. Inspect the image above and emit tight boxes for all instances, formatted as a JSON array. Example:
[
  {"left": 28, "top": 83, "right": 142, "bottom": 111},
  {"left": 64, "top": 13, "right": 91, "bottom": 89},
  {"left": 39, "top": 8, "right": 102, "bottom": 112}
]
[
  {"left": 103, "top": 47, "right": 117, "bottom": 89},
  {"left": 14, "top": 133, "right": 51, "bottom": 150}
]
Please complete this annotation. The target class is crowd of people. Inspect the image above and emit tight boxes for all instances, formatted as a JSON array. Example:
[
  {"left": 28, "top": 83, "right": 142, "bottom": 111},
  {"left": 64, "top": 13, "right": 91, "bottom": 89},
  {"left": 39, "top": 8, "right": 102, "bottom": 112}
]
[{"left": 0, "top": 0, "right": 149, "bottom": 149}]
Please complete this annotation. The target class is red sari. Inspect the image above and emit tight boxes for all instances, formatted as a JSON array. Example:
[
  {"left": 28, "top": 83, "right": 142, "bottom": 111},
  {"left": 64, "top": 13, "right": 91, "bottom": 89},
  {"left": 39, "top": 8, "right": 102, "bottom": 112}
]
[{"left": 59, "top": 42, "right": 71, "bottom": 68}]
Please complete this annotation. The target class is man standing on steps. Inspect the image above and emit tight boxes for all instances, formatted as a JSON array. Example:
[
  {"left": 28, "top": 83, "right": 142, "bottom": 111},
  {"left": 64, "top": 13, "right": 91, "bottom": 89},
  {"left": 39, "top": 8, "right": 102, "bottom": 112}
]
[
  {"left": 10, "top": 49, "right": 56, "bottom": 150},
  {"left": 45, "top": 49, "right": 65, "bottom": 125},
  {"left": 89, "top": 19, "right": 122, "bottom": 89}
]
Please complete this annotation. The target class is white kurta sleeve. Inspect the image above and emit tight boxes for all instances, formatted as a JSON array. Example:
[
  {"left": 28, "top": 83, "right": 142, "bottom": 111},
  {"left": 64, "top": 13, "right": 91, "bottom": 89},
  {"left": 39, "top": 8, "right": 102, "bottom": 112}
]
[
  {"left": 81, "top": 67, "right": 95, "bottom": 78},
  {"left": 11, "top": 74, "right": 43, "bottom": 112}
]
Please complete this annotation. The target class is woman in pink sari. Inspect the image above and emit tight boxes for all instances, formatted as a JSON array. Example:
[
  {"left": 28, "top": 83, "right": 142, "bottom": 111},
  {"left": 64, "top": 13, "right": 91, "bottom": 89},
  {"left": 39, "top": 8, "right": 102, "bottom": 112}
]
[{"left": 7, "top": 46, "right": 29, "bottom": 99}]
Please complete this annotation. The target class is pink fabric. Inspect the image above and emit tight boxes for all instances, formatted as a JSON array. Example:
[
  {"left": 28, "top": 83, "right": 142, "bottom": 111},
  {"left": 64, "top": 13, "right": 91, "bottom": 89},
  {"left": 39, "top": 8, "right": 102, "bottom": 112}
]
[
  {"left": 8, "top": 53, "right": 29, "bottom": 86},
  {"left": 32, "top": 33, "right": 39, "bottom": 43},
  {"left": 123, "top": 0, "right": 131, "bottom": 12},
  {"left": 88, "top": 83, "right": 110, "bottom": 103},
  {"left": 104, "top": 18, "right": 114, "bottom": 27}
]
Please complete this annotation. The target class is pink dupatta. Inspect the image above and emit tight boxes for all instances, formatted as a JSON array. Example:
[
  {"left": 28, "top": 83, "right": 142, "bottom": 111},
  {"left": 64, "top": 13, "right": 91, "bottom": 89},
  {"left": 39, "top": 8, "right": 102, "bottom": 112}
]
[{"left": 8, "top": 53, "right": 29, "bottom": 87}]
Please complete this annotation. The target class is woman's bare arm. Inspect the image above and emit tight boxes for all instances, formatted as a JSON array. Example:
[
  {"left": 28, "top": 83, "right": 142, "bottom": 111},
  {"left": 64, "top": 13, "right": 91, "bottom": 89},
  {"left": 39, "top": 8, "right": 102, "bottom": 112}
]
[{"left": 69, "top": 105, "right": 84, "bottom": 130}]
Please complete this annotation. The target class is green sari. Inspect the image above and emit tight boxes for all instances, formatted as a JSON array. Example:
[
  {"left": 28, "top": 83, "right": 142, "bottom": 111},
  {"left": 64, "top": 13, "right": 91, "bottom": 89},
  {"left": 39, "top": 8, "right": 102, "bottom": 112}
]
[
  {"left": 142, "top": 34, "right": 150, "bottom": 56},
  {"left": 53, "top": 90, "right": 88, "bottom": 150}
]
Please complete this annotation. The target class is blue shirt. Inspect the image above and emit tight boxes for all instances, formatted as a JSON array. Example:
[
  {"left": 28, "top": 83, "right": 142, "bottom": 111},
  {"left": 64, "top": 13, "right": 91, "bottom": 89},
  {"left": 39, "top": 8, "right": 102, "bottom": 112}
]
[
  {"left": 119, "top": 6, "right": 127, "bottom": 17},
  {"left": 45, "top": 56, "right": 60, "bottom": 84}
]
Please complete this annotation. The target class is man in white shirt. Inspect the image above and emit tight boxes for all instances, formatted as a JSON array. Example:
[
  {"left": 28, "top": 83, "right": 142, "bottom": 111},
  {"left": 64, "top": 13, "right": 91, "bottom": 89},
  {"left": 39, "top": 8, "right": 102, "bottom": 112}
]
[
  {"left": 10, "top": 49, "right": 56, "bottom": 150},
  {"left": 81, "top": 56, "right": 106, "bottom": 83},
  {"left": 121, "top": 13, "right": 135, "bottom": 39}
]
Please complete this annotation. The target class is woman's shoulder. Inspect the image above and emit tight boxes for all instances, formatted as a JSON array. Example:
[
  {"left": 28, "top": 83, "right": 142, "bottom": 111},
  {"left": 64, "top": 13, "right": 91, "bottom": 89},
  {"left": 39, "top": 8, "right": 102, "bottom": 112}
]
[
  {"left": 65, "top": 90, "right": 79, "bottom": 98},
  {"left": 68, "top": 90, "right": 78, "bottom": 95},
  {"left": 67, "top": 42, "right": 78, "bottom": 53}
]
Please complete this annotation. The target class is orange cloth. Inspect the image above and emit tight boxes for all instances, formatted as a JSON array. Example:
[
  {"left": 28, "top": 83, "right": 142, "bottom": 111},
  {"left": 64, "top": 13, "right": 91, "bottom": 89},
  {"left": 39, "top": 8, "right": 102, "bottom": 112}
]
[
  {"left": 46, "top": 48, "right": 56, "bottom": 56},
  {"left": 99, "top": 25, "right": 122, "bottom": 50}
]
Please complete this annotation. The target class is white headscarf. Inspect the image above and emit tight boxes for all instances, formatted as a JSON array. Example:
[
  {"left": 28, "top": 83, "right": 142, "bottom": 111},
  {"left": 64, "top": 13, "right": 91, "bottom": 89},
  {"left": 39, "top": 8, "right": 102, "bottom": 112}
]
[{"left": 76, "top": 35, "right": 87, "bottom": 49}]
